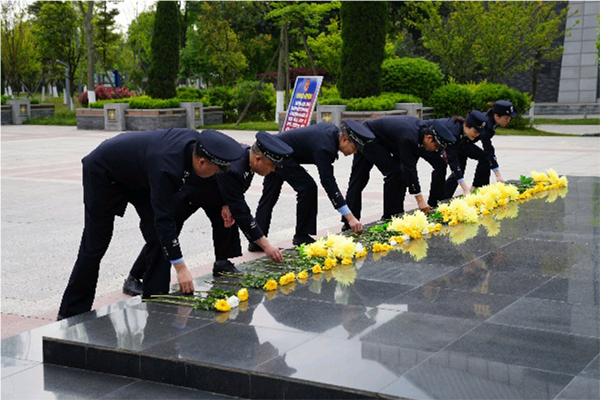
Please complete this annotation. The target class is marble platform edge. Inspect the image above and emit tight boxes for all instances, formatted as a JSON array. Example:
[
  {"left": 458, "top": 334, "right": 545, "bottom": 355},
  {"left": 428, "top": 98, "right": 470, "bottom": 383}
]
[{"left": 42, "top": 336, "right": 399, "bottom": 400}]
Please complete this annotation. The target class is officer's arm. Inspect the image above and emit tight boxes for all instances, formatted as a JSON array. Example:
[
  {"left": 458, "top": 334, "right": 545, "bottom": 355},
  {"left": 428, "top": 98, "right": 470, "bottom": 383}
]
[
  {"left": 149, "top": 171, "right": 194, "bottom": 293},
  {"left": 446, "top": 146, "right": 470, "bottom": 195}
]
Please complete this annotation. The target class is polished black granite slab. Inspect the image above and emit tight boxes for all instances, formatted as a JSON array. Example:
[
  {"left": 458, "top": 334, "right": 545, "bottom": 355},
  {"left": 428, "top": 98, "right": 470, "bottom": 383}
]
[{"left": 11, "top": 176, "right": 598, "bottom": 399}]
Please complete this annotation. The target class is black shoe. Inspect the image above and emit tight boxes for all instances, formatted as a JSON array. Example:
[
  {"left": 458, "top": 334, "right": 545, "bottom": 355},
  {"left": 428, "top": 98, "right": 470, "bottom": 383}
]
[
  {"left": 56, "top": 314, "right": 66, "bottom": 321},
  {"left": 123, "top": 275, "right": 143, "bottom": 296},
  {"left": 247, "top": 242, "right": 263, "bottom": 252},
  {"left": 292, "top": 234, "right": 316, "bottom": 246},
  {"left": 213, "top": 260, "right": 239, "bottom": 277},
  {"left": 341, "top": 223, "right": 351, "bottom": 232}
]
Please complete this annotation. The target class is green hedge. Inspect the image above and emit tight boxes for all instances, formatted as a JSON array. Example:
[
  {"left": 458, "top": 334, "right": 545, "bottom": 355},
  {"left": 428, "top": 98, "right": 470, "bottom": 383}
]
[
  {"left": 30, "top": 99, "right": 40, "bottom": 104},
  {"left": 382, "top": 58, "right": 444, "bottom": 102},
  {"left": 176, "top": 87, "right": 203, "bottom": 100},
  {"left": 89, "top": 96, "right": 181, "bottom": 109},
  {"left": 1, "top": 95, "right": 9, "bottom": 105},
  {"left": 428, "top": 82, "right": 530, "bottom": 128},
  {"left": 319, "top": 91, "right": 421, "bottom": 111}
]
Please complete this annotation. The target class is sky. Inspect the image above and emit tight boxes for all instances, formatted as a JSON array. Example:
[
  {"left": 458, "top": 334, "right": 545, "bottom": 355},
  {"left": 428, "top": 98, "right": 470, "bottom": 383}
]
[{"left": 113, "top": 0, "right": 156, "bottom": 33}]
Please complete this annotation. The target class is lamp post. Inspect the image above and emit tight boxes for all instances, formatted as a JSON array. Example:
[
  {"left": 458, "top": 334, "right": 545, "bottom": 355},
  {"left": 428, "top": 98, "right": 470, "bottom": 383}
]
[{"left": 55, "top": 59, "right": 72, "bottom": 111}]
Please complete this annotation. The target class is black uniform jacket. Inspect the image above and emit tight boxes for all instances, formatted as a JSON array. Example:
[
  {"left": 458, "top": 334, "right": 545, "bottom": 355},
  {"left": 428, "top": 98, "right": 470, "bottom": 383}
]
[
  {"left": 479, "top": 112, "right": 499, "bottom": 170},
  {"left": 364, "top": 116, "right": 427, "bottom": 195},
  {"left": 83, "top": 128, "right": 199, "bottom": 261},
  {"left": 277, "top": 123, "right": 346, "bottom": 209},
  {"left": 429, "top": 117, "right": 466, "bottom": 181},
  {"left": 214, "top": 146, "right": 263, "bottom": 242}
]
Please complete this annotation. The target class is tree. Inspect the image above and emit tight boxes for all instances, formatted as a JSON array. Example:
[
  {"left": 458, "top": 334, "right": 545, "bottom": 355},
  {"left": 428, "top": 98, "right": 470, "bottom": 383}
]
[
  {"left": 413, "top": 1, "right": 572, "bottom": 88},
  {"left": 339, "top": 1, "right": 387, "bottom": 98},
  {"left": 77, "top": 1, "right": 95, "bottom": 102},
  {"left": 307, "top": 18, "right": 342, "bottom": 81},
  {"left": 127, "top": 8, "right": 155, "bottom": 90},
  {"left": 180, "top": 2, "right": 247, "bottom": 86},
  {"left": 147, "top": 1, "right": 180, "bottom": 99},
  {"left": 30, "top": 1, "right": 83, "bottom": 98},
  {"left": 1, "top": 2, "right": 42, "bottom": 97}
]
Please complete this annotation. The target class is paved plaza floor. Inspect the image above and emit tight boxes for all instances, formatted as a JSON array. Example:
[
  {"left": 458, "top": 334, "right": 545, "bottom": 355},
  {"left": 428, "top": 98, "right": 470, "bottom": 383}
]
[{"left": 1, "top": 124, "right": 599, "bottom": 398}]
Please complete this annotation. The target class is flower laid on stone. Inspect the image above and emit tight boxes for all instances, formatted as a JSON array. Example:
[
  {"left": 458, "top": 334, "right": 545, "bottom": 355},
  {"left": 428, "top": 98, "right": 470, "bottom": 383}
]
[
  {"left": 144, "top": 287, "right": 241, "bottom": 312},
  {"left": 215, "top": 299, "right": 231, "bottom": 312},
  {"left": 279, "top": 272, "right": 296, "bottom": 286},
  {"left": 237, "top": 288, "right": 248, "bottom": 302},
  {"left": 297, "top": 270, "right": 309, "bottom": 280},
  {"left": 263, "top": 279, "right": 278, "bottom": 291},
  {"left": 312, "top": 264, "right": 323, "bottom": 274},
  {"left": 323, "top": 257, "right": 337, "bottom": 270},
  {"left": 387, "top": 210, "right": 429, "bottom": 239}
]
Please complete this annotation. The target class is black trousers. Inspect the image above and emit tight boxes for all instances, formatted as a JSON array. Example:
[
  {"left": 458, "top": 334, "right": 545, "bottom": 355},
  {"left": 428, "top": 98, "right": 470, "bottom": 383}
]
[
  {"left": 345, "top": 141, "right": 405, "bottom": 221},
  {"left": 444, "top": 142, "right": 491, "bottom": 199},
  {"left": 255, "top": 159, "right": 318, "bottom": 238},
  {"left": 58, "top": 163, "right": 170, "bottom": 318},
  {"left": 420, "top": 150, "right": 448, "bottom": 208},
  {"left": 129, "top": 184, "right": 242, "bottom": 282}
]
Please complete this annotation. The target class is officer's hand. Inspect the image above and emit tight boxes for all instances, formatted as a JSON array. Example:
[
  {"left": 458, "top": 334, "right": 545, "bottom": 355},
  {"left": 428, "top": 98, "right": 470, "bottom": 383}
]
[
  {"left": 494, "top": 170, "right": 505, "bottom": 183},
  {"left": 264, "top": 244, "right": 284, "bottom": 262},
  {"left": 221, "top": 206, "right": 235, "bottom": 228},
  {"left": 173, "top": 261, "right": 194, "bottom": 293},
  {"left": 345, "top": 214, "right": 363, "bottom": 233},
  {"left": 417, "top": 197, "right": 431, "bottom": 214}
]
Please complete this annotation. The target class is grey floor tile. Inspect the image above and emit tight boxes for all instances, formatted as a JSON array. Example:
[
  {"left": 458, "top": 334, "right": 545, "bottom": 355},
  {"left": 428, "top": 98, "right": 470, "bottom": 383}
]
[
  {"left": 1, "top": 364, "right": 134, "bottom": 399},
  {"left": 1, "top": 356, "right": 40, "bottom": 378},
  {"left": 490, "top": 297, "right": 600, "bottom": 338}
]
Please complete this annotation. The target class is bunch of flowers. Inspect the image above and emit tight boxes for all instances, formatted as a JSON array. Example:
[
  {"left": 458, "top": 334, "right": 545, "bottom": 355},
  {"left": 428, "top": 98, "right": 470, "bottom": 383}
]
[
  {"left": 520, "top": 169, "right": 568, "bottom": 199},
  {"left": 145, "top": 287, "right": 248, "bottom": 312},
  {"left": 437, "top": 198, "right": 480, "bottom": 225},
  {"left": 387, "top": 210, "right": 430, "bottom": 239}
]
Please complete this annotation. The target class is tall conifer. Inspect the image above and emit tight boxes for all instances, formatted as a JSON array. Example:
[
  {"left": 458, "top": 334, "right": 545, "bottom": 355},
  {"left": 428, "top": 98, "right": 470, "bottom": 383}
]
[{"left": 147, "top": 1, "right": 180, "bottom": 99}]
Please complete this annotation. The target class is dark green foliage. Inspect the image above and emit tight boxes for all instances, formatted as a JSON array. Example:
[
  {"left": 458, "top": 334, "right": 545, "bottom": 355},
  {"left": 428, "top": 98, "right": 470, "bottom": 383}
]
[
  {"left": 381, "top": 58, "right": 444, "bottom": 102},
  {"left": 147, "top": 1, "right": 180, "bottom": 99},
  {"left": 29, "top": 99, "right": 40, "bottom": 104},
  {"left": 89, "top": 96, "right": 181, "bottom": 109},
  {"left": 176, "top": 87, "right": 203, "bottom": 100},
  {"left": 200, "top": 86, "right": 236, "bottom": 122},
  {"left": 345, "top": 93, "right": 422, "bottom": 111},
  {"left": 473, "top": 83, "right": 531, "bottom": 128},
  {"left": 428, "top": 84, "right": 476, "bottom": 118},
  {"left": 2, "top": 95, "right": 10, "bottom": 105},
  {"left": 231, "top": 81, "right": 276, "bottom": 122},
  {"left": 339, "top": 2, "right": 387, "bottom": 98}
]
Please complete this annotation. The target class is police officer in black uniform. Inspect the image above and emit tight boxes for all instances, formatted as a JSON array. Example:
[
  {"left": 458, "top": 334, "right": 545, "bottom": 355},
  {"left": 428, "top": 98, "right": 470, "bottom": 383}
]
[
  {"left": 344, "top": 116, "right": 455, "bottom": 230},
  {"left": 58, "top": 128, "right": 243, "bottom": 319},
  {"left": 250, "top": 120, "right": 374, "bottom": 250},
  {"left": 122, "top": 131, "right": 293, "bottom": 295},
  {"left": 444, "top": 101, "right": 517, "bottom": 197},
  {"left": 425, "top": 110, "right": 489, "bottom": 198}
]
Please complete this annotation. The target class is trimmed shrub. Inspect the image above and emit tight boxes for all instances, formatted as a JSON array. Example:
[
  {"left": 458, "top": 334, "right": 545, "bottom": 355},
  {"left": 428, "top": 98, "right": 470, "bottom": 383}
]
[
  {"left": 77, "top": 86, "right": 136, "bottom": 107},
  {"left": 231, "top": 81, "right": 276, "bottom": 122},
  {"left": 1, "top": 95, "right": 9, "bottom": 105},
  {"left": 382, "top": 58, "right": 444, "bottom": 102},
  {"left": 89, "top": 96, "right": 180, "bottom": 109},
  {"left": 428, "top": 84, "right": 476, "bottom": 118},
  {"left": 200, "top": 86, "right": 236, "bottom": 122},
  {"left": 176, "top": 87, "right": 203, "bottom": 100},
  {"left": 473, "top": 83, "right": 530, "bottom": 113},
  {"left": 30, "top": 99, "right": 40, "bottom": 104}
]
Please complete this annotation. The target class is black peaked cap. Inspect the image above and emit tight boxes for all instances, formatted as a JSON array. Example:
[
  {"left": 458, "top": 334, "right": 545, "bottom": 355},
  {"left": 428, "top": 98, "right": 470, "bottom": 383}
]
[
  {"left": 493, "top": 100, "right": 518, "bottom": 117},
  {"left": 430, "top": 120, "right": 456, "bottom": 149},
  {"left": 344, "top": 119, "right": 375, "bottom": 152},
  {"left": 255, "top": 131, "right": 293, "bottom": 167},
  {"left": 197, "top": 129, "right": 244, "bottom": 170},
  {"left": 466, "top": 110, "right": 488, "bottom": 134}
]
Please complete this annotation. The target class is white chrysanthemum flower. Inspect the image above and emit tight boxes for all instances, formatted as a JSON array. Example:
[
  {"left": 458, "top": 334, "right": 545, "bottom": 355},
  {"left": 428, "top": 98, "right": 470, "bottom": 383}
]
[{"left": 226, "top": 295, "right": 240, "bottom": 308}]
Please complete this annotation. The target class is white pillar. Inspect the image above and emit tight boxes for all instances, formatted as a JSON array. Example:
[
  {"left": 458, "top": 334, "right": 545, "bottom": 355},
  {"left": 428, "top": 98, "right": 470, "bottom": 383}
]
[
  {"left": 41, "top": 86, "right": 45, "bottom": 101},
  {"left": 276, "top": 91, "right": 285, "bottom": 123},
  {"left": 88, "top": 90, "right": 96, "bottom": 105},
  {"left": 52, "top": 86, "right": 59, "bottom": 98}
]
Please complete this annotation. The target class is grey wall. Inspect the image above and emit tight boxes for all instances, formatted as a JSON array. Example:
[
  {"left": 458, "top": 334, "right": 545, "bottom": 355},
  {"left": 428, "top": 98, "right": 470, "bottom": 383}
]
[{"left": 558, "top": 1, "right": 600, "bottom": 103}]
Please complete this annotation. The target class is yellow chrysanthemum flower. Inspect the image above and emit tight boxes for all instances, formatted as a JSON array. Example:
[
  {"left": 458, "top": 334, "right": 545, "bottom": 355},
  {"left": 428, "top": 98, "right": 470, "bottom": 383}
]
[
  {"left": 297, "top": 270, "right": 309, "bottom": 280},
  {"left": 341, "top": 257, "right": 353, "bottom": 265},
  {"left": 263, "top": 279, "right": 278, "bottom": 291},
  {"left": 355, "top": 248, "right": 368, "bottom": 258},
  {"left": 237, "top": 288, "right": 248, "bottom": 302},
  {"left": 323, "top": 258, "right": 337, "bottom": 270},
  {"left": 387, "top": 211, "right": 429, "bottom": 239},
  {"left": 214, "top": 299, "right": 231, "bottom": 312},
  {"left": 279, "top": 272, "right": 296, "bottom": 286},
  {"left": 312, "top": 264, "right": 323, "bottom": 274}
]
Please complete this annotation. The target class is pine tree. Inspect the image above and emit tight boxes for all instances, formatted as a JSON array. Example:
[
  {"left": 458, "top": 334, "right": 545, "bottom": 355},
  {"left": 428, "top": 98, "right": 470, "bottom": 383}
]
[
  {"left": 339, "top": 2, "right": 387, "bottom": 98},
  {"left": 147, "top": 1, "right": 180, "bottom": 99}
]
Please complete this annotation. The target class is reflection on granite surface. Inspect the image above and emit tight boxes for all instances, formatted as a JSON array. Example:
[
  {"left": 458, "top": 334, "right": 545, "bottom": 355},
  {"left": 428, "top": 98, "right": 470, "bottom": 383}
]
[{"left": 26, "top": 176, "right": 600, "bottom": 399}]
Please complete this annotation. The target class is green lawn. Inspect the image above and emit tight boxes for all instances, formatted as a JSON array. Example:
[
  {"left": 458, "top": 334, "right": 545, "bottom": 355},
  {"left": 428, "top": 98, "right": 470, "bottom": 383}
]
[
  {"left": 496, "top": 127, "right": 579, "bottom": 137},
  {"left": 201, "top": 121, "right": 280, "bottom": 131},
  {"left": 533, "top": 118, "right": 600, "bottom": 125}
]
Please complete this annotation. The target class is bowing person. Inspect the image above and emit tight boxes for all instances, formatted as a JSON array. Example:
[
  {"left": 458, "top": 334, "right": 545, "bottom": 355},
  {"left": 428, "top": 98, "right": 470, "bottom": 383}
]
[
  {"left": 58, "top": 129, "right": 244, "bottom": 319},
  {"left": 250, "top": 120, "right": 374, "bottom": 250},
  {"left": 444, "top": 101, "right": 517, "bottom": 197},
  {"left": 344, "top": 116, "right": 456, "bottom": 231},
  {"left": 123, "top": 131, "right": 293, "bottom": 296}
]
